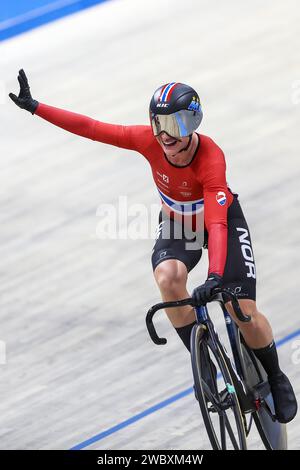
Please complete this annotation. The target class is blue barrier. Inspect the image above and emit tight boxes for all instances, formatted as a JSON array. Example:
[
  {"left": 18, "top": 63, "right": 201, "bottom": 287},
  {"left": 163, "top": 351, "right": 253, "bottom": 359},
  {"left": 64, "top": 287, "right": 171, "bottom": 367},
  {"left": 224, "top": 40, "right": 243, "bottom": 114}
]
[{"left": 0, "top": 0, "right": 108, "bottom": 41}]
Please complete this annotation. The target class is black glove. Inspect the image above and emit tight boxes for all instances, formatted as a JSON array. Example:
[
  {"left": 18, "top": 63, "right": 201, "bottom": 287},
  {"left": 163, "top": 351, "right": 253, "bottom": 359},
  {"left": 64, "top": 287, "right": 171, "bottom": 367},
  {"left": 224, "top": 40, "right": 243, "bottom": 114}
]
[
  {"left": 9, "top": 69, "right": 39, "bottom": 114},
  {"left": 192, "top": 273, "right": 222, "bottom": 305}
]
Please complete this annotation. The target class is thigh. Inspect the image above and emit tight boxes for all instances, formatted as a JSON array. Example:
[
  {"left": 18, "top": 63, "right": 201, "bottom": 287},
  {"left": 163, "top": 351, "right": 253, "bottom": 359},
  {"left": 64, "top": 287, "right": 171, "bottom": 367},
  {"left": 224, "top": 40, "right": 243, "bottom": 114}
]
[
  {"left": 151, "top": 212, "right": 202, "bottom": 273},
  {"left": 222, "top": 197, "right": 256, "bottom": 301}
]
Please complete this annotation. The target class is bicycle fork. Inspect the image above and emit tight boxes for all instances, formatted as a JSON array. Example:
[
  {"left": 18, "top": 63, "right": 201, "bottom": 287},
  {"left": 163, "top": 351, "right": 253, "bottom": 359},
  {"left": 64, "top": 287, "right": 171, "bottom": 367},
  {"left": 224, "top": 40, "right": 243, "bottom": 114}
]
[{"left": 197, "top": 303, "right": 254, "bottom": 414}]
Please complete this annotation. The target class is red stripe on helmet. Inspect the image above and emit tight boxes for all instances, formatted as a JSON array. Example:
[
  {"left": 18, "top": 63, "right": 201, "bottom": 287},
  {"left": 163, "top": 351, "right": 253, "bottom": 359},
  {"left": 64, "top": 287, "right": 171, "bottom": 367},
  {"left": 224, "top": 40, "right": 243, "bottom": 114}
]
[
  {"left": 165, "top": 82, "right": 180, "bottom": 101},
  {"left": 158, "top": 84, "right": 169, "bottom": 102}
]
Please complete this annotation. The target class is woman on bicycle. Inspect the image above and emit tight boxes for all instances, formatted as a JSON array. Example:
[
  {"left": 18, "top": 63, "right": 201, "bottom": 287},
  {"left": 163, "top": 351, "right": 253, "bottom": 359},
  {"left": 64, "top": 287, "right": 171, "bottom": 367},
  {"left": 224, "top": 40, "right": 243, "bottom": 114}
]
[{"left": 9, "top": 70, "right": 297, "bottom": 424}]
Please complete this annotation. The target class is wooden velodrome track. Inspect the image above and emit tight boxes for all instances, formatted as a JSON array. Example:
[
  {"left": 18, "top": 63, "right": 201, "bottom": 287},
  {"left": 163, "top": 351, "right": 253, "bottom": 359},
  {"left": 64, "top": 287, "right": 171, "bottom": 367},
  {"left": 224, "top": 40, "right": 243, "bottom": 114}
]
[{"left": 1, "top": 0, "right": 299, "bottom": 450}]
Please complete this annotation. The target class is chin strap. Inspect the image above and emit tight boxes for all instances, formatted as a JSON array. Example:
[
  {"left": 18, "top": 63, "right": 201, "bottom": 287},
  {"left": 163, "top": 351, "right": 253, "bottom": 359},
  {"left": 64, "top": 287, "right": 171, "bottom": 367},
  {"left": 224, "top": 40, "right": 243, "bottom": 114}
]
[{"left": 177, "top": 134, "right": 192, "bottom": 154}]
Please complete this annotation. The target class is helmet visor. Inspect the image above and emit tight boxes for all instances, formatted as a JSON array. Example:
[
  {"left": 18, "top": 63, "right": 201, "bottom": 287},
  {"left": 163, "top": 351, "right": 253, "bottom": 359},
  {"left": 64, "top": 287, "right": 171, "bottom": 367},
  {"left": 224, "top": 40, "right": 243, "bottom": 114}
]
[{"left": 150, "top": 109, "right": 202, "bottom": 139}]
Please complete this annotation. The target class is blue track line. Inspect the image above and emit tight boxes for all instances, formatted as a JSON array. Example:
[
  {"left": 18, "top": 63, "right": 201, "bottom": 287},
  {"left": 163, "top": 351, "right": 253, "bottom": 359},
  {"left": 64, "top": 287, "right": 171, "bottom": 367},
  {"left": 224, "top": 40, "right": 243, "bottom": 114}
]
[
  {"left": 71, "top": 327, "right": 300, "bottom": 450},
  {"left": 71, "top": 388, "right": 194, "bottom": 450}
]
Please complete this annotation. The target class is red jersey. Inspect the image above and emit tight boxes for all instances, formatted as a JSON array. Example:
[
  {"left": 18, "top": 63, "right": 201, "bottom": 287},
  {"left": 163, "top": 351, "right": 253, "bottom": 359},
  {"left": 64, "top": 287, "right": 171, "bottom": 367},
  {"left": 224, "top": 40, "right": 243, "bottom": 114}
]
[{"left": 35, "top": 103, "right": 234, "bottom": 276}]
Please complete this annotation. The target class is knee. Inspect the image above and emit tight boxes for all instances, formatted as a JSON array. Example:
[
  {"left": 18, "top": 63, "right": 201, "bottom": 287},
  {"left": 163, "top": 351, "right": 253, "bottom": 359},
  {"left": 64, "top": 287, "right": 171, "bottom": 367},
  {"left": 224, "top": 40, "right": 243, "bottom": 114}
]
[{"left": 154, "top": 261, "right": 187, "bottom": 295}]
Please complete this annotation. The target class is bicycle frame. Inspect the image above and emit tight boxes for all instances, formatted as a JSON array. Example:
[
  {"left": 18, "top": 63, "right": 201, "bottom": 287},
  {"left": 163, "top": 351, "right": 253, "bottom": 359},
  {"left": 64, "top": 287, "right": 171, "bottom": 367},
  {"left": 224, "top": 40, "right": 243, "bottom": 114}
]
[
  {"left": 219, "top": 302, "right": 246, "bottom": 383},
  {"left": 194, "top": 297, "right": 247, "bottom": 382}
]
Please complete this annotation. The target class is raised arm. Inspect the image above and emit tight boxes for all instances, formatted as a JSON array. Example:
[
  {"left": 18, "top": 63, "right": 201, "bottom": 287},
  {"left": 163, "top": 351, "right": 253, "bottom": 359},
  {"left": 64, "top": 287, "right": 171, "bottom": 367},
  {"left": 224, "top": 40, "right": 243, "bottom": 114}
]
[
  {"left": 35, "top": 102, "right": 140, "bottom": 149},
  {"left": 9, "top": 69, "right": 151, "bottom": 153}
]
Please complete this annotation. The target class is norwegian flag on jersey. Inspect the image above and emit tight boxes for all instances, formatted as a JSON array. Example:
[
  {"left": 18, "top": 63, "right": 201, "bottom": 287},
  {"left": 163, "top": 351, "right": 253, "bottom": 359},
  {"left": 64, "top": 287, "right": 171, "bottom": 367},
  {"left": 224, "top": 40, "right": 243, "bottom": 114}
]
[{"left": 158, "top": 82, "right": 180, "bottom": 102}]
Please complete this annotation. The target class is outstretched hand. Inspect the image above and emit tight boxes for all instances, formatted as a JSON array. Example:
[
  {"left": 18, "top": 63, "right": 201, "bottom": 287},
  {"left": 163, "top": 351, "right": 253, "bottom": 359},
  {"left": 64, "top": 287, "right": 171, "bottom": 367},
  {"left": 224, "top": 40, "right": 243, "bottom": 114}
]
[{"left": 9, "top": 69, "right": 39, "bottom": 114}]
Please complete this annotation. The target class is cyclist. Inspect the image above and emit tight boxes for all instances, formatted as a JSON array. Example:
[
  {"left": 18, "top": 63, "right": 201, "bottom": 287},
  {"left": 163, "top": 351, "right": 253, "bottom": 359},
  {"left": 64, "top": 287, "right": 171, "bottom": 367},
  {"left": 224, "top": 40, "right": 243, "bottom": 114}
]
[{"left": 9, "top": 70, "right": 297, "bottom": 423}]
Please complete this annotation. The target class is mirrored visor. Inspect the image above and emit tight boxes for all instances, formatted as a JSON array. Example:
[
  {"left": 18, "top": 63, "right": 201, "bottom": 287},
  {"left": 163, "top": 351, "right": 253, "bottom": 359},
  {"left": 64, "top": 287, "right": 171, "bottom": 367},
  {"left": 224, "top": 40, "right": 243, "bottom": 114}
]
[{"left": 150, "top": 109, "right": 202, "bottom": 139}]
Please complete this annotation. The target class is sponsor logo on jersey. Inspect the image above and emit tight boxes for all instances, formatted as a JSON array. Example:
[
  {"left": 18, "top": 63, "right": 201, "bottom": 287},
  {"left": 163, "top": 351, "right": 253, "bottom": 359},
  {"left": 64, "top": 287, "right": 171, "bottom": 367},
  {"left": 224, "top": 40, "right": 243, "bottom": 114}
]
[
  {"left": 179, "top": 181, "right": 192, "bottom": 190},
  {"left": 216, "top": 191, "right": 227, "bottom": 206},
  {"left": 156, "top": 172, "right": 170, "bottom": 189}
]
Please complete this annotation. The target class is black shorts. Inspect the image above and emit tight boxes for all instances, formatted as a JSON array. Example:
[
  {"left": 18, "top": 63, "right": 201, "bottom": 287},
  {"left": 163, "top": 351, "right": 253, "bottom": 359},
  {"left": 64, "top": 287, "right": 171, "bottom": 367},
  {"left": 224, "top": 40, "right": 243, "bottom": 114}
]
[{"left": 151, "top": 195, "right": 256, "bottom": 301}]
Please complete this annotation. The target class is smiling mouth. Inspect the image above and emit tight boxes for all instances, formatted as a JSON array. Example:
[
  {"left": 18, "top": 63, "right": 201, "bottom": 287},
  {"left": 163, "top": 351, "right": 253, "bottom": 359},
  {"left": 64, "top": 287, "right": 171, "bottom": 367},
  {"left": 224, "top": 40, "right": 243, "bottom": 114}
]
[{"left": 162, "top": 139, "right": 177, "bottom": 147}]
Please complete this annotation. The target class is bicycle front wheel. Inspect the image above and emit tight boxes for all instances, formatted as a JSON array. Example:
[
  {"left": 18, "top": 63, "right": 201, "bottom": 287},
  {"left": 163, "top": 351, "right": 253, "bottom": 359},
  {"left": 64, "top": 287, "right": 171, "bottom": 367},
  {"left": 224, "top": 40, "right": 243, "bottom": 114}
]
[{"left": 191, "top": 324, "right": 247, "bottom": 450}]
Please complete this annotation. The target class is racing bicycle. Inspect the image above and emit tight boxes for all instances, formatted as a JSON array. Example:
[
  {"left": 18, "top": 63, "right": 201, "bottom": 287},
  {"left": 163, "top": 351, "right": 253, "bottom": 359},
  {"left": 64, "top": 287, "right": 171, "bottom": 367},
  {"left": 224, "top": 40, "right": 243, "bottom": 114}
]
[{"left": 146, "top": 288, "right": 287, "bottom": 450}]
